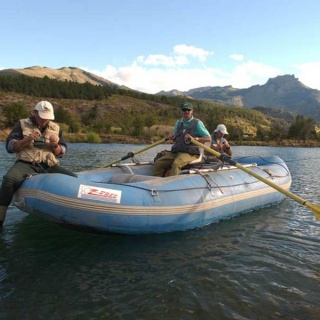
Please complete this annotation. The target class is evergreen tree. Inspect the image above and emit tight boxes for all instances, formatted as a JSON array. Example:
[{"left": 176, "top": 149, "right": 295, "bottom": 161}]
[{"left": 1, "top": 102, "right": 29, "bottom": 128}]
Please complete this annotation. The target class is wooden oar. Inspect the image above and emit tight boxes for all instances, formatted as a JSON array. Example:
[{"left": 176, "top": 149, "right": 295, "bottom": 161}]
[
  {"left": 190, "top": 138, "right": 320, "bottom": 218},
  {"left": 102, "top": 138, "right": 167, "bottom": 168}
]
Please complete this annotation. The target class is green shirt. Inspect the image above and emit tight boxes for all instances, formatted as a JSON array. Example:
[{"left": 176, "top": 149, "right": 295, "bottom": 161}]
[{"left": 174, "top": 116, "right": 210, "bottom": 137}]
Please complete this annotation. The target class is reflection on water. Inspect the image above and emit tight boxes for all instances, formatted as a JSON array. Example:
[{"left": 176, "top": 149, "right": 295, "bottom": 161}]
[{"left": 1, "top": 143, "right": 320, "bottom": 319}]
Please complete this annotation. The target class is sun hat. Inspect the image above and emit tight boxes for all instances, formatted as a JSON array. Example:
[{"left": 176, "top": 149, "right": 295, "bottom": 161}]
[
  {"left": 34, "top": 101, "right": 55, "bottom": 120},
  {"left": 180, "top": 102, "right": 193, "bottom": 111},
  {"left": 214, "top": 124, "right": 228, "bottom": 135}
]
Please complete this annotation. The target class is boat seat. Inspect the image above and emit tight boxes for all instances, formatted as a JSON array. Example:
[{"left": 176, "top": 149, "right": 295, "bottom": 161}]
[{"left": 110, "top": 174, "right": 162, "bottom": 184}]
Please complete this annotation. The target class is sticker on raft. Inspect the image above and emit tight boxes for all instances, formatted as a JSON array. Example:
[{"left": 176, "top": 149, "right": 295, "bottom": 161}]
[{"left": 77, "top": 184, "right": 122, "bottom": 203}]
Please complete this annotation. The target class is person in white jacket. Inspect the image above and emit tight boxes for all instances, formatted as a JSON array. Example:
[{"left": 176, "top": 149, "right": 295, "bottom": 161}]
[
  {"left": 204, "top": 124, "right": 232, "bottom": 162},
  {"left": 210, "top": 124, "right": 232, "bottom": 156}
]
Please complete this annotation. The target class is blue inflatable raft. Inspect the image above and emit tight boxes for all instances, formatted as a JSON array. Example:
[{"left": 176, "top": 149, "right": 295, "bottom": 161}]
[{"left": 12, "top": 155, "right": 291, "bottom": 234}]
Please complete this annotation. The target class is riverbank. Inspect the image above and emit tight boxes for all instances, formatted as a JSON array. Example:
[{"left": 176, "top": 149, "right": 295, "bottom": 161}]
[
  {"left": 1, "top": 130, "right": 320, "bottom": 147},
  {"left": 68, "top": 134, "right": 320, "bottom": 147}
]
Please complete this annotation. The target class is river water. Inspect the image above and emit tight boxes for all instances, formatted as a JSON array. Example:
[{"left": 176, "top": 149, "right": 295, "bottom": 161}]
[{"left": 0, "top": 142, "right": 320, "bottom": 319}]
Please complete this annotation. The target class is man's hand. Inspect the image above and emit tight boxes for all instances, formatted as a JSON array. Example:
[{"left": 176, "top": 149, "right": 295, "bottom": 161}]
[
  {"left": 13, "top": 132, "right": 40, "bottom": 152},
  {"left": 219, "top": 153, "right": 231, "bottom": 162},
  {"left": 29, "top": 132, "right": 41, "bottom": 140},
  {"left": 184, "top": 134, "right": 192, "bottom": 143},
  {"left": 166, "top": 134, "right": 175, "bottom": 141},
  {"left": 49, "top": 135, "right": 59, "bottom": 147}
]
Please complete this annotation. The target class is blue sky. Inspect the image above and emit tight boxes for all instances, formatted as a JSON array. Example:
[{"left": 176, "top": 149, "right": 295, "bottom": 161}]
[{"left": 1, "top": 0, "right": 320, "bottom": 93}]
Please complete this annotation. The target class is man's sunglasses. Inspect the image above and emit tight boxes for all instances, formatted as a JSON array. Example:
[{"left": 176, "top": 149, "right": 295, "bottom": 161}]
[{"left": 182, "top": 109, "right": 191, "bottom": 112}]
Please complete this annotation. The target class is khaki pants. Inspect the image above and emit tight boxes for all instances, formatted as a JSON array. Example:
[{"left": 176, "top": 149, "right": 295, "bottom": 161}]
[{"left": 153, "top": 152, "right": 199, "bottom": 176}]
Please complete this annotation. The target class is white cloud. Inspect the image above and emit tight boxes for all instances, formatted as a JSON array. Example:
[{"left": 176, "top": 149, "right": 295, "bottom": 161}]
[
  {"left": 230, "top": 54, "right": 244, "bottom": 61},
  {"left": 90, "top": 60, "right": 280, "bottom": 94},
  {"left": 134, "top": 44, "right": 212, "bottom": 68},
  {"left": 84, "top": 44, "right": 218, "bottom": 93},
  {"left": 136, "top": 54, "right": 188, "bottom": 67},
  {"left": 173, "top": 44, "right": 213, "bottom": 62},
  {"left": 83, "top": 45, "right": 320, "bottom": 93},
  {"left": 88, "top": 64, "right": 224, "bottom": 93},
  {"left": 294, "top": 62, "right": 320, "bottom": 89},
  {"left": 229, "top": 61, "right": 280, "bottom": 88}
]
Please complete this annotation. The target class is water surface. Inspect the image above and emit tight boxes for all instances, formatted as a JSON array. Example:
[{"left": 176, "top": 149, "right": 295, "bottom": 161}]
[{"left": 1, "top": 143, "right": 320, "bottom": 319}]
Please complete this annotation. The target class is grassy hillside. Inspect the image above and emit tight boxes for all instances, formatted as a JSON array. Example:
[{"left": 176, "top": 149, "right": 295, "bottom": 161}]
[
  {"left": 0, "top": 90, "right": 283, "bottom": 138},
  {"left": 0, "top": 73, "right": 305, "bottom": 144}
]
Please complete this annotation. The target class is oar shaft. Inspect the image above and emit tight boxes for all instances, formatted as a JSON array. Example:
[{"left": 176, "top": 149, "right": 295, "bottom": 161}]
[
  {"left": 235, "top": 161, "right": 305, "bottom": 205},
  {"left": 190, "top": 138, "right": 314, "bottom": 208},
  {"left": 131, "top": 139, "right": 167, "bottom": 156},
  {"left": 102, "top": 138, "right": 167, "bottom": 168}
]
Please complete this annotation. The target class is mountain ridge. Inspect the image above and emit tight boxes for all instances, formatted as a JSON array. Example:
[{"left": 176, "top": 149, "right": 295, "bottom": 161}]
[
  {"left": 157, "top": 75, "right": 320, "bottom": 121},
  {"left": 1, "top": 66, "right": 320, "bottom": 121},
  {"left": 0, "top": 66, "right": 124, "bottom": 88}
]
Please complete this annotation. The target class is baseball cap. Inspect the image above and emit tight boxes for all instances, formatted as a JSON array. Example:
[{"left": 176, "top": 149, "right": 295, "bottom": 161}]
[
  {"left": 214, "top": 124, "right": 228, "bottom": 135},
  {"left": 181, "top": 102, "right": 193, "bottom": 111},
  {"left": 34, "top": 101, "right": 55, "bottom": 120}
]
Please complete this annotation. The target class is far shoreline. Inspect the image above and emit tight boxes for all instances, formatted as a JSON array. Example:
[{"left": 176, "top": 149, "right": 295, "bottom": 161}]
[{"left": 1, "top": 132, "right": 320, "bottom": 148}]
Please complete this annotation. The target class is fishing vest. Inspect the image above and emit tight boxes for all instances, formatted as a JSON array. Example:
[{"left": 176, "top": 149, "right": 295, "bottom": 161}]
[
  {"left": 16, "top": 118, "right": 60, "bottom": 167},
  {"left": 171, "top": 118, "right": 200, "bottom": 155}
]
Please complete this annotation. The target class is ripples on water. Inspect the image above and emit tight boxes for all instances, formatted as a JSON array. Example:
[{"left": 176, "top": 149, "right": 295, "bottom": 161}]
[{"left": 1, "top": 143, "right": 320, "bottom": 319}]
